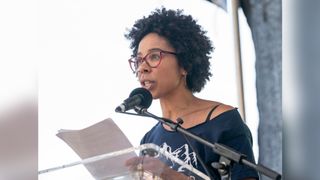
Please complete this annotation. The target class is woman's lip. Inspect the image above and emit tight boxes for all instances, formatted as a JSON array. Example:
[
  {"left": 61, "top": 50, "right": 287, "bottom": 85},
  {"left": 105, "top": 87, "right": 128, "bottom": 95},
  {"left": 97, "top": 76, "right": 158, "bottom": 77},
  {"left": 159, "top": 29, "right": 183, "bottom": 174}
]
[{"left": 141, "top": 80, "right": 155, "bottom": 90}]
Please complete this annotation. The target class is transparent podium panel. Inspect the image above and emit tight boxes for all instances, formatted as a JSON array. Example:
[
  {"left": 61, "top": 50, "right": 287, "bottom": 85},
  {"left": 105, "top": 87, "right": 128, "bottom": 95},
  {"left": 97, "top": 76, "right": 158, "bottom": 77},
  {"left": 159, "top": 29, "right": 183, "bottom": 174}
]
[{"left": 39, "top": 143, "right": 210, "bottom": 180}]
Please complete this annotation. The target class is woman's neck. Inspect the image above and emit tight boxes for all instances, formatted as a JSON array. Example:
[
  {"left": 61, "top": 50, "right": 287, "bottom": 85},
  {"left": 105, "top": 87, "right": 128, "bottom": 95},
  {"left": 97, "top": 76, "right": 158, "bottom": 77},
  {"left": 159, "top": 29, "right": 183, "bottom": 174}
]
[{"left": 159, "top": 88, "right": 199, "bottom": 122}]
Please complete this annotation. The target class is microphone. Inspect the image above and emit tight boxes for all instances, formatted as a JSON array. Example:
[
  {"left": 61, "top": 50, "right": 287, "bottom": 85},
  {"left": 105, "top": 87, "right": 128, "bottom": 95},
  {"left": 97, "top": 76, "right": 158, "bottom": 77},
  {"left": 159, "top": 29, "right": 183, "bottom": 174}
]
[{"left": 115, "top": 88, "right": 152, "bottom": 112}]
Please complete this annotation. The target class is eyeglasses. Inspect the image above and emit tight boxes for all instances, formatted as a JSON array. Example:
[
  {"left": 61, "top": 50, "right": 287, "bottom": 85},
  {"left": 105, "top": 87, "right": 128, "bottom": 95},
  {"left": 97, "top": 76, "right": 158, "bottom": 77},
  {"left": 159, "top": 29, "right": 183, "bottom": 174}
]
[{"left": 128, "top": 50, "right": 177, "bottom": 74}]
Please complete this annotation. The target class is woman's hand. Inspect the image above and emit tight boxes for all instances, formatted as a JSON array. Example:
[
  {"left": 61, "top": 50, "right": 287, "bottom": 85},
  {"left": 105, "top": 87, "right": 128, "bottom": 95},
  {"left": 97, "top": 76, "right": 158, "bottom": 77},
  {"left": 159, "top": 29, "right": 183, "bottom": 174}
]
[{"left": 125, "top": 156, "right": 190, "bottom": 180}]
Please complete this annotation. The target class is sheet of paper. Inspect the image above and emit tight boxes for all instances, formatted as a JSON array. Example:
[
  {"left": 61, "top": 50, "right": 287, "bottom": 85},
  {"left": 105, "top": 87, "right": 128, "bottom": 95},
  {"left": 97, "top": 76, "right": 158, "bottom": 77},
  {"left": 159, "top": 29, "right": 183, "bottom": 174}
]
[{"left": 56, "top": 118, "right": 136, "bottom": 179}]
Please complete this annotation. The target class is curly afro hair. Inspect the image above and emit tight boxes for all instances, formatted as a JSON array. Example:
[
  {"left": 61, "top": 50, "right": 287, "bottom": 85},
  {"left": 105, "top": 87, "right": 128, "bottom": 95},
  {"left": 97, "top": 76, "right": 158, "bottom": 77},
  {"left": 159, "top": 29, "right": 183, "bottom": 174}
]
[{"left": 125, "top": 7, "right": 214, "bottom": 93}]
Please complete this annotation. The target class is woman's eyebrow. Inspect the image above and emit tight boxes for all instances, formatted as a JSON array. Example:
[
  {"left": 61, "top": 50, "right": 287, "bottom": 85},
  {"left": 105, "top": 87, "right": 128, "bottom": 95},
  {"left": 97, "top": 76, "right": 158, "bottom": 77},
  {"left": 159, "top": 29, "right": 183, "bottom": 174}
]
[{"left": 137, "top": 48, "right": 163, "bottom": 56}]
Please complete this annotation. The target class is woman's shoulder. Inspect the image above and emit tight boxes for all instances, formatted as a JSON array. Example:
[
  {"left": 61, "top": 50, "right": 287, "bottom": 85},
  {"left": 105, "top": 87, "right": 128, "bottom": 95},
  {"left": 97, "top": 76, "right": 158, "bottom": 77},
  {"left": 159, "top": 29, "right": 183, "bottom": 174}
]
[{"left": 205, "top": 101, "right": 236, "bottom": 121}]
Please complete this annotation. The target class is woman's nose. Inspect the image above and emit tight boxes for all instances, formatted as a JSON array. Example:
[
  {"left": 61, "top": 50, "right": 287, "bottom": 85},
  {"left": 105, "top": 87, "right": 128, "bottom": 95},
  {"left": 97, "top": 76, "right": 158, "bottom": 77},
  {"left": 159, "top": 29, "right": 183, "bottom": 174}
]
[{"left": 137, "top": 61, "right": 151, "bottom": 74}]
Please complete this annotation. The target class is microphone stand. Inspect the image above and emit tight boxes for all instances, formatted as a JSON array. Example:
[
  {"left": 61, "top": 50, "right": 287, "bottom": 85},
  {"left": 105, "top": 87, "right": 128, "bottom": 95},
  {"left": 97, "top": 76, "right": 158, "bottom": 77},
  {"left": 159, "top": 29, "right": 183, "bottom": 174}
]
[{"left": 127, "top": 107, "right": 282, "bottom": 180}]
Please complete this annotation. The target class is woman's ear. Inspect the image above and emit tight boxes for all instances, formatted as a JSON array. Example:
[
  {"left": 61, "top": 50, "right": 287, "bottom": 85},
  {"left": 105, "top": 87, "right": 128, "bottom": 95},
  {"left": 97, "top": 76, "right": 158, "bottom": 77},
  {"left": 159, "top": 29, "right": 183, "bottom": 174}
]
[{"left": 180, "top": 68, "right": 187, "bottom": 76}]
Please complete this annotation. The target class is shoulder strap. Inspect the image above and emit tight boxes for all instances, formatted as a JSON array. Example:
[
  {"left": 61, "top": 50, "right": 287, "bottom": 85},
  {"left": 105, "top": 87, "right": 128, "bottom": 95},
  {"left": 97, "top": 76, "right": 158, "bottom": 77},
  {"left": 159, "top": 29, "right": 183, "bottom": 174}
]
[{"left": 205, "top": 104, "right": 221, "bottom": 122}]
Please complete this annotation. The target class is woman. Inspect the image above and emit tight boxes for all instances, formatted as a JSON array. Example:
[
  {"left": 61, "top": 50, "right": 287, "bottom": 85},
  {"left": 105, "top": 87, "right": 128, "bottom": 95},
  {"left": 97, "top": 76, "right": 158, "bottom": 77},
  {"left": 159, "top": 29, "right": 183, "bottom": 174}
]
[{"left": 125, "top": 7, "right": 259, "bottom": 180}]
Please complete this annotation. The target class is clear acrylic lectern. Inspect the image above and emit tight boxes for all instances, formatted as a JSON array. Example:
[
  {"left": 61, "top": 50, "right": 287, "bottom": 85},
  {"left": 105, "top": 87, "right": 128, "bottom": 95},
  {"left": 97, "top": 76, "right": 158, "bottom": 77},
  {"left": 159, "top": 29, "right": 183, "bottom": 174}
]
[{"left": 39, "top": 143, "right": 210, "bottom": 180}]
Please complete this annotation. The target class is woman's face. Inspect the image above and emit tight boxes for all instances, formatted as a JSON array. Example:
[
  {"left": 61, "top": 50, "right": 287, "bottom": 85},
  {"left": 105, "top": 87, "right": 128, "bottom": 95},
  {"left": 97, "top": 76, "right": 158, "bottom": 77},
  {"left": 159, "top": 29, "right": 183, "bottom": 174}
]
[{"left": 136, "top": 33, "right": 186, "bottom": 99}]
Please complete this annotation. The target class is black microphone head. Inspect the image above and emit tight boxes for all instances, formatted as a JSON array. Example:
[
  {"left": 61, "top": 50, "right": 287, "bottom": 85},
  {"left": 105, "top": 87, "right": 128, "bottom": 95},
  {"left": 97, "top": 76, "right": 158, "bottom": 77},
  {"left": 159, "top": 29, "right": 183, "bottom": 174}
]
[{"left": 129, "top": 87, "right": 152, "bottom": 109}]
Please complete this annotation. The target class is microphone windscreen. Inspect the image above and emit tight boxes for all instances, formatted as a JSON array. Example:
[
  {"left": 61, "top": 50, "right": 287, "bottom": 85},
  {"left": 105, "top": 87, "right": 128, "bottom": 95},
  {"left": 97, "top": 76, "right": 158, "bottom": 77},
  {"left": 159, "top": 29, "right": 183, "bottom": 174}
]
[{"left": 129, "top": 88, "right": 152, "bottom": 109}]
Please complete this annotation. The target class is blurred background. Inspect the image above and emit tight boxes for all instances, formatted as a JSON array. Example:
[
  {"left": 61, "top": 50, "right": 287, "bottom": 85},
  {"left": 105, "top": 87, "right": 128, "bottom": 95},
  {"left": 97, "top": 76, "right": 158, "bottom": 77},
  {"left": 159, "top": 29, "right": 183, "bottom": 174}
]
[{"left": 4, "top": 0, "right": 317, "bottom": 179}]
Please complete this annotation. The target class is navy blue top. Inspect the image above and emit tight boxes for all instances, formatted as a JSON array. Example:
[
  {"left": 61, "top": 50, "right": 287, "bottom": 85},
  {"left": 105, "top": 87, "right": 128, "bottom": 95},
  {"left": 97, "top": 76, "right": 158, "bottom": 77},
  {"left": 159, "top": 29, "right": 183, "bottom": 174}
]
[{"left": 141, "top": 108, "right": 259, "bottom": 180}]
